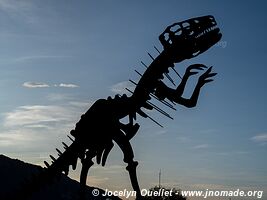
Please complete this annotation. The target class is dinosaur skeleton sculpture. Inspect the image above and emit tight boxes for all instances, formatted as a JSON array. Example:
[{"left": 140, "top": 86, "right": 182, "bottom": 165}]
[{"left": 14, "top": 15, "right": 222, "bottom": 200}]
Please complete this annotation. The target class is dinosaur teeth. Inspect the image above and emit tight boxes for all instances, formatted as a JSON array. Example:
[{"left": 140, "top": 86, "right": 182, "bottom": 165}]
[{"left": 195, "top": 25, "right": 218, "bottom": 38}]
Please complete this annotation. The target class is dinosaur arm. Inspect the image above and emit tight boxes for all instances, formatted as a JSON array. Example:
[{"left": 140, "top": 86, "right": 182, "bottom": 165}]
[
  {"left": 155, "top": 66, "right": 216, "bottom": 108},
  {"left": 171, "top": 85, "right": 201, "bottom": 108},
  {"left": 173, "top": 66, "right": 217, "bottom": 107},
  {"left": 154, "top": 83, "right": 200, "bottom": 108}
]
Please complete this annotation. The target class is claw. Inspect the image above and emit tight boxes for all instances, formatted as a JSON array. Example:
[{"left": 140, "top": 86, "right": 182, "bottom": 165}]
[
  {"left": 208, "top": 72, "right": 217, "bottom": 77},
  {"left": 96, "top": 148, "right": 104, "bottom": 165},
  {"left": 194, "top": 66, "right": 207, "bottom": 70},
  {"left": 203, "top": 79, "right": 214, "bottom": 84},
  {"left": 204, "top": 72, "right": 217, "bottom": 79},
  {"left": 189, "top": 64, "right": 207, "bottom": 69},
  {"left": 185, "top": 64, "right": 207, "bottom": 76},
  {"left": 198, "top": 67, "right": 217, "bottom": 87},
  {"left": 101, "top": 142, "right": 114, "bottom": 166}
]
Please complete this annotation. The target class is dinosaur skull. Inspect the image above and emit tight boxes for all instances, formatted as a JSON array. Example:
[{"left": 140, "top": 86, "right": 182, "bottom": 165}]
[{"left": 159, "top": 15, "right": 222, "bottom": 61}]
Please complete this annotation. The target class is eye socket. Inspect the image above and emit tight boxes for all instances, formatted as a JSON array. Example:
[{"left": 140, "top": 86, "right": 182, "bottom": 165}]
[
  {"left": 182, "top": 22, "right": 190, "bottom": 28},
  {"left": 170, "top": 24, "right": 180, "bottom": 32},
  {"left": 175, "top": 29, "right": 182, "bottom": 36},
  {"left": 164, "top": 33, "right": 169, "bottom": 41},
  {"left": 194, "top": 19, "right": 199, "bottom": 23}
]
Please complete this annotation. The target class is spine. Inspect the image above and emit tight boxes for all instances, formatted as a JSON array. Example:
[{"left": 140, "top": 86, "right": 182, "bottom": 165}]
[{"left": 10, "top": 139, "right": 81, "bottom": 200}]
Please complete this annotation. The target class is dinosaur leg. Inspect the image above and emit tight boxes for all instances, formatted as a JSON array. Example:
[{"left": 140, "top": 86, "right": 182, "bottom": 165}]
[
  {"left": 126, "top": 160, "right": 141, "bottom": 199},
  {"left": 80, "top": 150, "right": 95, "bottom": 195},
  {"left": 113, "top": 130, "right": 142, "bottom": 199}
]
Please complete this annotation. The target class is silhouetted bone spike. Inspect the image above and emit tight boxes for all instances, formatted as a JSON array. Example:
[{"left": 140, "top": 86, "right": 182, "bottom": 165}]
[
  {"left": 154, "top": 46, "right": 161, "bottom": 54},
  {"left": 162, "top": 99, "right": 176, "bottom": 109},
  {"left": 164, "top": 72, "right": 176, "bottom": 86},
  {"left": 50, "top": 155, "right": 56, "bottom": 162},
  {"left": 67, "top": 135, "right": 74, "bottom": 142},
  {"left": 129, "top": 79, "right": 137, "bottom": 86},
  {"left": 56, "top": 148, "right": 63, "bottom": 156},
  {"left": 147, "top": 52, "right": 155, "bottom": 60},
  {"left": 147, "top": 101, "right": 173, "bottom": 119},
  {"left": 135, "top": 70, "right": 143, "bottom": 77},
  {"left": 141, "top": 61, "right": 148, "bottom": 68},
  {"left": 147, "top": 101, "right": 174, "bottom": 120},
  {"left": 44, "top": 161, "right": 50, "bottom": 168},
  {"left": 171, "top": 67, "right": 182, "bottom": 79},
  {"left": 137, "top": 109, "right": 163, "bottom": 128},
  {"left": 137, "top": 108, "right": 147, "bottom": 118},
  {"left": 126, "top": 88, "right": 134, "bottom": 94},
  {"left": 168, "top": 99, "right": 176, "bottom": 106},
  {"left": 62, "top": 142, "right": 68, "bottom": 149},
  {"left": 143, "top": 102, "right": 153, "bottom": 110},
  {"left": 150, "top": 93, "right": 176, "bottom": 110},
  {"left": 147, "top": 115, "right": 163, "bottom": 128}
]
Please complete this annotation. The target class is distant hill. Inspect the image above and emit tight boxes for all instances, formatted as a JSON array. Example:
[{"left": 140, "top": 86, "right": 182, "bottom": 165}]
[{"left": 0, "top": 154, "right": 121, "bottom": 200}]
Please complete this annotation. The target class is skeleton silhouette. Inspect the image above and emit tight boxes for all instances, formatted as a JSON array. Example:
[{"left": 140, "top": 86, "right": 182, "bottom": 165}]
[{"left": 12, "top": 15, "right": 222, "bottom": 200}]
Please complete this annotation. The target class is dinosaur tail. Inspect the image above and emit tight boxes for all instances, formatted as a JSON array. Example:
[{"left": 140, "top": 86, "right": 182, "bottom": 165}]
[{"left": 9, "top": 136, "right": 83, "bottom": 200}]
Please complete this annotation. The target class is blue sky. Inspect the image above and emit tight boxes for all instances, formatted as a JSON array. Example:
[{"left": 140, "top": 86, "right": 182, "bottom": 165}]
[{"left": 0, "top": 0, "right": 266, "bottom": 199}]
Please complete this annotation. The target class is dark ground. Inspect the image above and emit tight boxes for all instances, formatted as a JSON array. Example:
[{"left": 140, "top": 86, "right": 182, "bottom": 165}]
[{"left": 0, "top": 154, "right": 121, "bottom": 200}]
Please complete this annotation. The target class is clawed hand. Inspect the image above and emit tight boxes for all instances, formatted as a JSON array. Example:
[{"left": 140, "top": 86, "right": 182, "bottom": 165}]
[
  {"left": 198, "top": 66, "right": 217, "bottom": 87},
  {"left": 185, "top": 64, "right": 207, "bottom": 76},
  {"left": 185, "top": 64, "right": 217, "bottom": 87}
]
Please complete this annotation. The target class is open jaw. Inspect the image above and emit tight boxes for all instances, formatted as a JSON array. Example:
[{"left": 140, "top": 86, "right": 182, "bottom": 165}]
[
  {"left": 193, "top": 23, "right": 222, "bottom": 56},
  {"left": 186, "top": 15, "right": 222, "bottom": 56},
  {"left": 195, "top": 24, "right": 220, "bottom": 39},
  {"left": 159, "top": 15, "right": 222, "bottom": 57},
  {"left": 183, "top": 15, "right": 222, "bottom": 56}
]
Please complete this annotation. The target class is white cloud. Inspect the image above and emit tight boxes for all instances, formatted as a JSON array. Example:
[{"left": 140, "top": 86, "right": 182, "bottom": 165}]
[
  {"left": 193, "top": 144, "right": 209, "bottom": 149},
  {"left": 14, "top": 55, "right": 69, "bottom": 63},
  {"left": 110, "top": 81, "right": 135, "bottom": 94},
  {"left": 0, "top": 102, "right": 90, "bottom": 153},
  {"left": 68, "top": 101, "right": 93, "bottom": 108},
  {"left": 47, "top": 93, "right": 71, "bottom": 101},
  {"left": 0, "top": 0, "right": 32, "bottom": 12},
  {"left": 176, "top": 136, "right": 190, "bottom": 143},
  {"left": 56, "top": 83, "right": 79, "bottom": 88},
  {"left": 3, "top": 105, "right": 76, "bottom": 127},
  {"left": 0, "top": 0, "right": 37, "bottom": 24},
  {"left": 251, "top": 133, "right": 267, "bottom": 145},
  {"left": 216, "top": 151, "right": 249, "bottom": 156},
  {"left": 23, "top": 82, "right": 79, "bottom": 89},
  {"left": 0, "top": 131, "right": 37, "bottom": 147},
  {"left": 23, "top": 82, "right": 49, "bottom": 88},
  {"left": 87, "top": 176, "right": 109, "bottom": 185}
]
